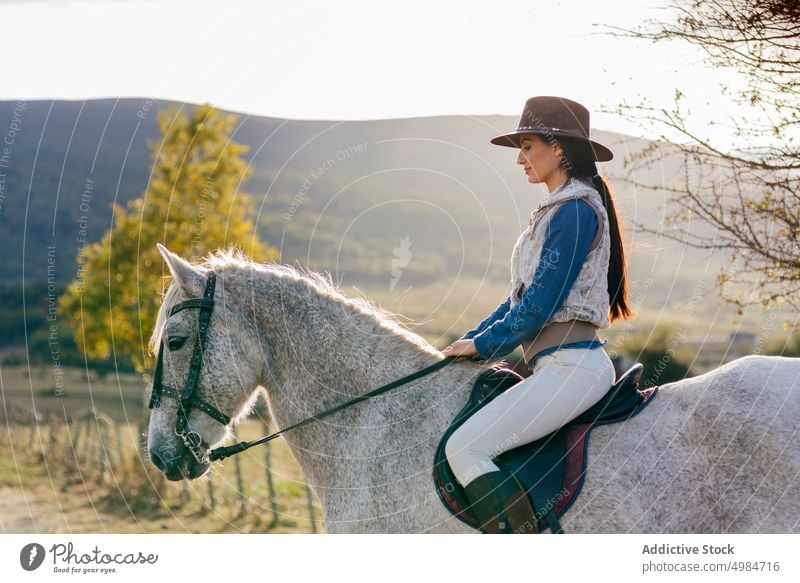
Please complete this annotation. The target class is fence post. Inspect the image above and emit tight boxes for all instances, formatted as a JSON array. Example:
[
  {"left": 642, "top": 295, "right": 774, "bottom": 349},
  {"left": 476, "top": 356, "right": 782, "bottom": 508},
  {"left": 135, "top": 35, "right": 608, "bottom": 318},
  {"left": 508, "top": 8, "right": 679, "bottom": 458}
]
[
  {"left": 181, "top": 479, "right": 190, "bottom": 505},
  {"left": 28, "top": 419, "right": 36, "bottom": 449},
  {"left": 305, "top": 484, "right": 317, "bottom": 534},
  {"left": 95, "top": 410, "right": 113, "bottom": 484},
  {"left": 114, "top": 422, "right": 124, "bottom": 469},
  {"left": 71, "top": 418, "right": 83, "bottom": 454},
  {"left": 207, "top": 477, "right": 216, "bottom": 512},
  {"left": 261, "top": 417, "right": 279, "bottom": 528},
  {"left": 233, "top": 428, "right": 246, "bottom": 517},
  {"left": 79, "top": 418, "right": 91, "bottom": 465},
  {"left": 47, "top": 415, "right": 60, "bottom": 452}
]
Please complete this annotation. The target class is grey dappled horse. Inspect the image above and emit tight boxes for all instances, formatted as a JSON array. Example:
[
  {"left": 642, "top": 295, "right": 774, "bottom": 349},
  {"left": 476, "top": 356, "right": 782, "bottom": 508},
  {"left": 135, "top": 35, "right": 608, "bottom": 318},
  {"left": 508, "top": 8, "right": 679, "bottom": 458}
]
[{"left": 146, "top": 246, "right": 800, "bottom": 533}]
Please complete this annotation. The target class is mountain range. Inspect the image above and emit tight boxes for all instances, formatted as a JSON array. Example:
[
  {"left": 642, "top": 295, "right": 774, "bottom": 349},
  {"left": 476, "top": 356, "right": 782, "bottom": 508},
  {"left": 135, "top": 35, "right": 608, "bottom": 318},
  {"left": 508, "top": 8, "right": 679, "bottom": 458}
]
[{"left": 0, "top": 98, "right": 783, "bottom": 340}]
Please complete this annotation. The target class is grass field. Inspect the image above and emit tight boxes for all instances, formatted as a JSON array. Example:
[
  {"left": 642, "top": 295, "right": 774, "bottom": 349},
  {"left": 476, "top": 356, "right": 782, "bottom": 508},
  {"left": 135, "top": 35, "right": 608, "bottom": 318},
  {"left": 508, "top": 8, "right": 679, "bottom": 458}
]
[
  {"left": 0, "top": 364, "right": 323, "bottom": 534},
  {"left": 0, "top": 420, "right": 323, "bottom": 534}
]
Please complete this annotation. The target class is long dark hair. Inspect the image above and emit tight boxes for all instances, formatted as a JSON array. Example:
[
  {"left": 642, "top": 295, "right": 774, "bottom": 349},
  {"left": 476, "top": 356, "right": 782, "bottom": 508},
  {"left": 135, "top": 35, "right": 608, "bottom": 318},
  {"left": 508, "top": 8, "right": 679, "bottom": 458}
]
[{"left": 551, "top": 136, "right": 634, "bottom": 323}]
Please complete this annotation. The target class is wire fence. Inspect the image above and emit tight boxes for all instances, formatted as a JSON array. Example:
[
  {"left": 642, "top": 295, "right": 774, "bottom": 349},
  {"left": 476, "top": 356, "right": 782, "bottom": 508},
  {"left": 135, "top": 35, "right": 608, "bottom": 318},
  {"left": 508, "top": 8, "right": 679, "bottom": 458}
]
[{"left": 0, "top": 403, "right": 321, "bottom": 533}]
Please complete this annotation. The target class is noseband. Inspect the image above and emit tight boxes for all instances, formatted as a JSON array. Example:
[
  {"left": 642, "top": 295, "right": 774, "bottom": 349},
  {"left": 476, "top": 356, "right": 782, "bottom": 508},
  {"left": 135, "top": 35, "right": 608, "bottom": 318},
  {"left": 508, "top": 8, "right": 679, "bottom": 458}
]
[
  {"left": 149, "top": 270, "right": 460, "bottom": 466},
  {"left": 149, "top": 271, "right": 230, "bottom": 464}
]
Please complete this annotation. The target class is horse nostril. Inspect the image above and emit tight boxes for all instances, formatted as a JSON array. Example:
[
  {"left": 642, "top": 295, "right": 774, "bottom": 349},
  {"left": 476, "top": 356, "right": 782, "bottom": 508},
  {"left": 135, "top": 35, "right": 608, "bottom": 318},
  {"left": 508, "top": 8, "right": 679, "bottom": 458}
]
[{"left": 149, "top": 450, "right": 165, "bottom": 471}]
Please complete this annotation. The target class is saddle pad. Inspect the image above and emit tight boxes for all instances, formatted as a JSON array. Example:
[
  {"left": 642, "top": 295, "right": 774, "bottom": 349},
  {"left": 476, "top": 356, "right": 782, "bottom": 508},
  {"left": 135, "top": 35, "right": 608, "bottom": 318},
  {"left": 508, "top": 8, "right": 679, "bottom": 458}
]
[{"left": 433, "top": 364, "right": 659, "bottom": 533}]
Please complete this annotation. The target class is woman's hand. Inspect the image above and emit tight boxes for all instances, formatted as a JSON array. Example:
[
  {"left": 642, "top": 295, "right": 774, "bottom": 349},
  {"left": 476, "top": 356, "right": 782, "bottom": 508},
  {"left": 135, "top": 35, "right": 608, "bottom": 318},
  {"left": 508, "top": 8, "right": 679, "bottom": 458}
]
[{"left": 442, "top": 339, "right": 479, "bottom": 359}]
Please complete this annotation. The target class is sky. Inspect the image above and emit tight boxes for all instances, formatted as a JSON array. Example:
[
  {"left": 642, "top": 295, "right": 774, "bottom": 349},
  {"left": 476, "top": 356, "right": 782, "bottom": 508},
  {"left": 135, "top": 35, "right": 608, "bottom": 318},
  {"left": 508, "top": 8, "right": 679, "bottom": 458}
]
[{"left": 0, "top": 0, "right": 750, "bottom": 149}]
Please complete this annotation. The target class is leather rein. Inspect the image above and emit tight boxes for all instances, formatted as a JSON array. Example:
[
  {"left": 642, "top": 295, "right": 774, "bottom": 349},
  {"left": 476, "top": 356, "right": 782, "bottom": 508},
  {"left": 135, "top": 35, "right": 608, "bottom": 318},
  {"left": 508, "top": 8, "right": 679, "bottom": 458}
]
[{"left": 149, "top": 270, "right": 459, "bottom": 464}]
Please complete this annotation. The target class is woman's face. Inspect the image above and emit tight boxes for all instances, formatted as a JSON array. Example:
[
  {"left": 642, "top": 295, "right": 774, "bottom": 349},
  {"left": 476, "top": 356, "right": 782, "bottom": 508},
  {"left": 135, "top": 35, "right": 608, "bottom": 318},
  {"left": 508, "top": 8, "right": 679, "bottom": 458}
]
[{"left": 516, "top": 134, "right": 565, "bottom": 189}]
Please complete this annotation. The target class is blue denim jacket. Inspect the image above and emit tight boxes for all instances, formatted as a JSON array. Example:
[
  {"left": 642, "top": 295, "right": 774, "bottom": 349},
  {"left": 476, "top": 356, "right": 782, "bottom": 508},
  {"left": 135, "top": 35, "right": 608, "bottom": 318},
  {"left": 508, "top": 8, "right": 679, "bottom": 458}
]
[{"left": 461, "top": 198, "right": 598, "bottom": 360}]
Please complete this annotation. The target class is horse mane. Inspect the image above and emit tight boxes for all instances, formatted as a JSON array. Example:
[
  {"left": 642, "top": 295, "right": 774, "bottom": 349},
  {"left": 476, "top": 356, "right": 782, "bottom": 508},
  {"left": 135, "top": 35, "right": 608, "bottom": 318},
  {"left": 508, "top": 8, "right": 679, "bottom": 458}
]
[{"left": 149, "top": 247, "right": 420, "bottom": 355}]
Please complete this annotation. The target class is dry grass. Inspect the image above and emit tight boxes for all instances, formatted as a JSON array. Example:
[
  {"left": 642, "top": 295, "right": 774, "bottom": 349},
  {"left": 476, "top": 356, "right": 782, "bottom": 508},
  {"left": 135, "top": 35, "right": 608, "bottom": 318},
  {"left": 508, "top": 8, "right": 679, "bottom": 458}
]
[{"left": 0, "top": 363, "right": 324, "bottom": 533}]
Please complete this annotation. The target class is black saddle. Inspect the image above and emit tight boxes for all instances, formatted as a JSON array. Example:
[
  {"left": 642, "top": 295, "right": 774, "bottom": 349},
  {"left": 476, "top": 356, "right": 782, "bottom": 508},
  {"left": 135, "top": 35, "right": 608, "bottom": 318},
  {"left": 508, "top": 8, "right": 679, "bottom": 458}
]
[{"left": 432, "top": 360, "right": 658, "bottom": 533}]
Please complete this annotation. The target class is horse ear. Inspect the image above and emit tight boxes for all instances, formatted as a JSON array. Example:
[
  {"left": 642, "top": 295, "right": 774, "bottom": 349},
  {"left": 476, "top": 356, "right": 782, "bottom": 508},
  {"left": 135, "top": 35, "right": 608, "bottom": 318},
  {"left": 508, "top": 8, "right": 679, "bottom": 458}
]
[{"left": 156, "top": 244, "right": 206, "bottom": 296}]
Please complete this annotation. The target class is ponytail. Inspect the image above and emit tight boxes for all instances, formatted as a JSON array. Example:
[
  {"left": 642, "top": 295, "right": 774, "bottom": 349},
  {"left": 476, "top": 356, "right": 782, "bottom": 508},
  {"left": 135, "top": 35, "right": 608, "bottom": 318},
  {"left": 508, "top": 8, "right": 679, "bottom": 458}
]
[
  {"left": 552, "top": 136, "right": 634, "bottom": 323},
  {"left": 590, "top": 174, "right": 634, "bottom": 322}
]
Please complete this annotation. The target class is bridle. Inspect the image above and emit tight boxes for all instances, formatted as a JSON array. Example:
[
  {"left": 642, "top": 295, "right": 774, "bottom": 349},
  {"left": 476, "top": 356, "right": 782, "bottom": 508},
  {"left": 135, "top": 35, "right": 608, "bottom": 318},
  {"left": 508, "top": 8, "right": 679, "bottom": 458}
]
[
  {"left": 149, "top": 270, "right": 459, "bottom": 465},
  {"left": 149, "top": 271, "right": 230, "bottom": 464}
]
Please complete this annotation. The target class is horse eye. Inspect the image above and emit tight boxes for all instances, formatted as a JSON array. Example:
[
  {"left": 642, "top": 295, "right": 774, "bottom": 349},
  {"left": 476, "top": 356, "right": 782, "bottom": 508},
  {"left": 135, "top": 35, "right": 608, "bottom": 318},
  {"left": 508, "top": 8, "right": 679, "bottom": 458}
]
[{"left": 167, "top": 336, "right": 187, "bottom": 351}]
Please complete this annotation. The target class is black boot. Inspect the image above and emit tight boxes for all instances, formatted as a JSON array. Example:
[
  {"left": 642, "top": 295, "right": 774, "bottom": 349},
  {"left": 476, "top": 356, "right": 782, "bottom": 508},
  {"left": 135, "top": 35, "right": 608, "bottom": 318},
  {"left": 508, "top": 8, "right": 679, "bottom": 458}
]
[{"left": 462, "top": 470, "right": 539, "bottom": 534}]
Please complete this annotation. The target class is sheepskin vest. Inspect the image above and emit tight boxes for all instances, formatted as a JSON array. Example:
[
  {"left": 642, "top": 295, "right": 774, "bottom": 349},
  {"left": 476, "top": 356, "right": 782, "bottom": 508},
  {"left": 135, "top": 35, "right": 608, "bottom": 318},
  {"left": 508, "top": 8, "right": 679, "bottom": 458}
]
[{"left": 509, "top": 176, "right": 611, "bottom": 329}]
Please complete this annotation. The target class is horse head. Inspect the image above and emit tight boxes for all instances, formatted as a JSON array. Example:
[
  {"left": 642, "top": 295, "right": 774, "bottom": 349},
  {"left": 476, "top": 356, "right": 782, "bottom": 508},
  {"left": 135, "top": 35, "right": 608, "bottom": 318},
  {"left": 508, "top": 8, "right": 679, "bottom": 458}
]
[{"left": 146, "top": 244, "right": 263, "bottom": 481}]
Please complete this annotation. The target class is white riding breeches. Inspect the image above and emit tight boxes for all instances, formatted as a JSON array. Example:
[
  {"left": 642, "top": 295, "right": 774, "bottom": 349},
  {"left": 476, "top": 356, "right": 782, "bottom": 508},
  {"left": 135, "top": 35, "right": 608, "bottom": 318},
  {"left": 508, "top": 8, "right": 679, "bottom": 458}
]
[{"left": 444, "top": 344, "right": 616, "bottom": 487}]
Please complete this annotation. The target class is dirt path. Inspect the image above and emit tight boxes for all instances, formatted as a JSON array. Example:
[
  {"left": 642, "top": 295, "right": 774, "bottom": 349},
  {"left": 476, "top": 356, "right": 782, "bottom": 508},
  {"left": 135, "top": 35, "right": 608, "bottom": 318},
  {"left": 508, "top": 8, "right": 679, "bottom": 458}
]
[
  {"left": 0, "top": 473, "right": 316, "bottom": 534},
  {"left": 0, "top": 484, "right": 120, "bottom": 534}
]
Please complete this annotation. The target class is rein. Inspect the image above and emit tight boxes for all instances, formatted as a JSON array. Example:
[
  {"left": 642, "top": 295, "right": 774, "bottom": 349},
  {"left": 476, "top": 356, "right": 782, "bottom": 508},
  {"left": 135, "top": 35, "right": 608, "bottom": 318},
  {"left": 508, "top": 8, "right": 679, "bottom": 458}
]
[
  {"left": 149, "top": 269, "right": 460, "bottom": 464},
  {"left": 210, "top": 354, "right": 458, "bottom": 461}
]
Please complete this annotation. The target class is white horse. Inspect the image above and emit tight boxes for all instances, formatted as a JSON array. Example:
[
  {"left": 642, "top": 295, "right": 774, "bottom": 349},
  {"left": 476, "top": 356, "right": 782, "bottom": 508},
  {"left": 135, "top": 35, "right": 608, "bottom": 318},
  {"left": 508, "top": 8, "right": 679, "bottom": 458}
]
[{"left": 146, "top": 246, "right": 800, "bottom": 533}]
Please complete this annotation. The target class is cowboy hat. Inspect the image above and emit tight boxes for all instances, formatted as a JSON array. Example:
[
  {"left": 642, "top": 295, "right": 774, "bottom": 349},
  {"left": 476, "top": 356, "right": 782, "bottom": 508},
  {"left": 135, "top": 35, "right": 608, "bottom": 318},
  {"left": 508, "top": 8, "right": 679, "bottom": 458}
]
[{"left": 490, "top": 96, "right": 613, "bottom": 162}]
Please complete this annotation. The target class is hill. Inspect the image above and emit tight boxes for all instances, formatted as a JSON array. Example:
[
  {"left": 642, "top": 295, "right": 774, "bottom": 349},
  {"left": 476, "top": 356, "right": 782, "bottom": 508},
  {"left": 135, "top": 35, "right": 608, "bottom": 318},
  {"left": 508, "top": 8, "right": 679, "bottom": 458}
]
[{"left": 0, "top": 98, "right": 789, "bottom": 352}]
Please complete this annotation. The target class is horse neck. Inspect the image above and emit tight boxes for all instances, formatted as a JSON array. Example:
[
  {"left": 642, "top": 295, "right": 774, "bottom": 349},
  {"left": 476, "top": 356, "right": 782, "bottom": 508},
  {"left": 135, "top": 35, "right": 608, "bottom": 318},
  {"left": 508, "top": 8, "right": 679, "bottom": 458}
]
[{"left": 246, "top": 269, "right": 477, "bottom": 497}]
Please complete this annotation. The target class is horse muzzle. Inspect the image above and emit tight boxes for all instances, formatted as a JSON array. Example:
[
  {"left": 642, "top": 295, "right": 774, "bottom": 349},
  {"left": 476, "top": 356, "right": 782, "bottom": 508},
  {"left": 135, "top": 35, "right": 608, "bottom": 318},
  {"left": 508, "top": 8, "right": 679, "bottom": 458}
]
[{"left": 149, "top": 437, "right": 210, "bottom": 481}]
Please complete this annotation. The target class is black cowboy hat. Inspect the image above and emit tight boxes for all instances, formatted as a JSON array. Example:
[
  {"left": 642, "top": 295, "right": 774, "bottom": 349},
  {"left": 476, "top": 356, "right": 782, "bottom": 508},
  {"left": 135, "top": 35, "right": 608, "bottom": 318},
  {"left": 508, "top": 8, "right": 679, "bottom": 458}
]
[{"left": 490, "top": 96, "right": 613, "bottom": 162}]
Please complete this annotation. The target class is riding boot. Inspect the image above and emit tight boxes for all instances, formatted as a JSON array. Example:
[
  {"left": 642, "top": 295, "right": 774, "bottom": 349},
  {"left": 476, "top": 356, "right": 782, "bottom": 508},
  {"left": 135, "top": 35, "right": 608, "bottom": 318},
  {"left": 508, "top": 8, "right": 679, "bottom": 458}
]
[{"left": 462, "top": 469, "right": 539, "bottom": 534}]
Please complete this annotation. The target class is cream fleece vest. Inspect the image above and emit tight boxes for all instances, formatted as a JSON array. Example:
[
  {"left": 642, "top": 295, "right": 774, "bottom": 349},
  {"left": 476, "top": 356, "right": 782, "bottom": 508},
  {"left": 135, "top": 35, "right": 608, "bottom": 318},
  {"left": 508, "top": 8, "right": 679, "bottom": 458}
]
[{"left": 509, "top": 176, "right": 611, "bottom": 329}]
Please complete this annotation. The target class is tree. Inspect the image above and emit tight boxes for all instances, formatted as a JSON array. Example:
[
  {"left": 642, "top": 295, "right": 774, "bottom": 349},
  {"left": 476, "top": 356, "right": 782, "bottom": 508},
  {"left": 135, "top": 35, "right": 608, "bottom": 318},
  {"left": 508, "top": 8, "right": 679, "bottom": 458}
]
[
  {"left": 59, "top": 103, "right": 278, "bottom": 373},
  {"left": 602, "top": 0, "right": 799, "bottom": 321},
  {"left": 617, "top": 324, "right": 694, "bottom": 388}
]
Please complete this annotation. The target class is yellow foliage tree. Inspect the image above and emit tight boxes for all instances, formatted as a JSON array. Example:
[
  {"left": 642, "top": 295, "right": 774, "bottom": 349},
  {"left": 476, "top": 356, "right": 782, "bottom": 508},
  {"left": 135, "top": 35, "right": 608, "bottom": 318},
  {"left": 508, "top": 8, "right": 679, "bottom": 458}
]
[{"left": 59, "top": 103, "right": 278, "bottom": 373}]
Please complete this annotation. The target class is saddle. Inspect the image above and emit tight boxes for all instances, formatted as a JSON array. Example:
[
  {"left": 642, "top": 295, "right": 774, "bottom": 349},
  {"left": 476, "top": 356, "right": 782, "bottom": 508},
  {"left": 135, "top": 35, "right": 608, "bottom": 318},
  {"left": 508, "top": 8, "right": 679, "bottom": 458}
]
[{"left": 432, "top": 360, "right": 658, "bottom": 533}]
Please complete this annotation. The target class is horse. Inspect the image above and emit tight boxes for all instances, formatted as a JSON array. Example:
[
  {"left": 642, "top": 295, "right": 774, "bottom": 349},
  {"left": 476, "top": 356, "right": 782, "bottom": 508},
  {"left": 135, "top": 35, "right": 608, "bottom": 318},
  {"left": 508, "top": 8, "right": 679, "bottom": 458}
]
[{"left": 146, "top": 245, "right": 800, "bottom": 533}]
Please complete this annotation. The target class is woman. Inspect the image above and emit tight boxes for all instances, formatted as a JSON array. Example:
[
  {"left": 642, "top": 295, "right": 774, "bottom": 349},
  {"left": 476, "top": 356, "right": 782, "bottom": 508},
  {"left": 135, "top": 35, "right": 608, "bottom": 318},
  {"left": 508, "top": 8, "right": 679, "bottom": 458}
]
[{"left": 441, "top": 96, "right": 634, "bottom": 534}]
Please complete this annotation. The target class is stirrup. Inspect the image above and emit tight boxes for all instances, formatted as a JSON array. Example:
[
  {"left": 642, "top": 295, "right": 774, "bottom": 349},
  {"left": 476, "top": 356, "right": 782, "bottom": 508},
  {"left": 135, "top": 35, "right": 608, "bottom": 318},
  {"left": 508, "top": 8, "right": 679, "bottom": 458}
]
[{"left": 462, "top": 470, "right": 539, "bottom": 534}]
